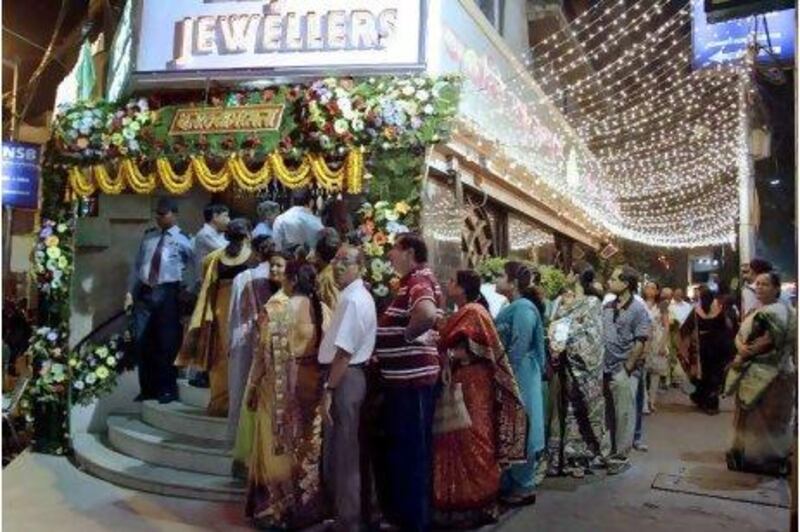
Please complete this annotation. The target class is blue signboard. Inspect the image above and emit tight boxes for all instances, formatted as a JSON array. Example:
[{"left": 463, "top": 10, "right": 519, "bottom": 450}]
[
  {"left": 692, "top": 0, "right": 796, "bottom": 69},
  {"left": 2, "top": 141, "right": 41, "bottom": 209}
]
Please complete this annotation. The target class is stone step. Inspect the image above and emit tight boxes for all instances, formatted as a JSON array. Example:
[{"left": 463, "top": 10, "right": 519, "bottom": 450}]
[
  {"left": 141, "top": 400, "right": 228, "bottom": 442},
  {"left": 72, "top": 433, "right": 245, "bottom": 502},
  {"left": 177, "top": 378, "right": 210, "bottom": 409},
  {"left": 107, "top": 415, "right": 232, "bottom": 476}
]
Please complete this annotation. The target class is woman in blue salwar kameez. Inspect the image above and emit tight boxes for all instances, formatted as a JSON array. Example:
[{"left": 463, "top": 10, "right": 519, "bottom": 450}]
[{"left": 494, "top": 261, "right": 546, "bottom": 505}]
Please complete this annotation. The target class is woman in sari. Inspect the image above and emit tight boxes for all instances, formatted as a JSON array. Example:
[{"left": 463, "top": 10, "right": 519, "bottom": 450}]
[
  {"left": 433, "top": 270, "right": 527, "bottom": 528},
  {"left": 228, "top": 236, "right": 276, "bottom": 477},
  {"left": 726, "top": 271, "right": 796, "bottom": 476},
  {"left": 245, "top": 261, "right": 331, "bottom": 529},
  {"left": 546, "top": 265, "right": 609, "bottom": 478},
  {"left": 177, "top": 219, "right": 255, "bottom": 417},
  {"left": 494, "top": 261, "right": 545, "bottom": 505}
]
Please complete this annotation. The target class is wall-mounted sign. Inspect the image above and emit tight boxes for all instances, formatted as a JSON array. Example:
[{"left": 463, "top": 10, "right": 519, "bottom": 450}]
[
  {"left": 130, "top": 0, "right": 424, "bottom": 86},
  {"left": 692, "top": 0, "right": 796, "bottom": 69},
  {"left": 2, "top": 142, "right": 40, "bottom": 209},
  {"left": 169, "top": 104, "right": 284, "bottom": 135}
]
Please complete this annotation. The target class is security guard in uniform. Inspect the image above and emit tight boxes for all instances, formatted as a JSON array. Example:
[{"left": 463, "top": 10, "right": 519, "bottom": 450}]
[{"left": 125, "top": 197, "right": 194, "bottom": 404}]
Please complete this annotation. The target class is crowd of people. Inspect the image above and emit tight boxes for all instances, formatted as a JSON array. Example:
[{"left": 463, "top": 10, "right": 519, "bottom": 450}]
[{"left": 124, "top": 193, "right": 796, "bottom": 531}]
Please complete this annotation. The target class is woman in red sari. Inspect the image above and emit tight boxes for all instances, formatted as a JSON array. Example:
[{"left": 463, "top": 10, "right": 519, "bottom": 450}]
[{"left": 433, "top": 270, "right": 528, "bottom": 528}]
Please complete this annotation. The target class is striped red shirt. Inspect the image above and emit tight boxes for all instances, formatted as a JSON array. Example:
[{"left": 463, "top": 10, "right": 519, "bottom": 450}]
[{"left": 376, "top": 267, "right": 444, "bottom": 387}]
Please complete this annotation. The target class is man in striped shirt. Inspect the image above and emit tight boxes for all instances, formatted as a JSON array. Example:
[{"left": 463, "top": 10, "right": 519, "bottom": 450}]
[{"left": 376, "top": 233, "right": 443, "bottom": 531}]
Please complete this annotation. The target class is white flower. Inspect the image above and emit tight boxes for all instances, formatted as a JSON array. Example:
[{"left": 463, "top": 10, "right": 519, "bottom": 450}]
[
  {"left": 401, "top": 100, "right": 419, "bottom": 116},
  {"left": 106, "top": 357, "right": 117, "bottom": 367},
  {"left": 424, "top": 104, "right": 435, "bottom": 115},
  {"left": 85, "top": 373, "right": 97, "bottom": 385},
  {"left": 415, "top": 90, "right": 430, "bottom": 101},
  {"left": 414, "top": 77, "right": 426, "bottom": 87},
  {"left": 351, "top": 118, "right": 365, "bottom": 132},
  {"left": 73, "top": 380, "right": 85, "bottom": 390},
  {"left": 337, "top": 97, "right": 352, "bottom": 113},
  {"left": 373, "top": 284, "right": 389, "bottom": 297},
  {"left": 137, "top": 98, "right": 149, "bottom": 111},
  {"left": 401, "top": 85, "right": 415, "bottom": 96},
  {"left": 333, "top": 119, "right": 350, "bottom": 135}
]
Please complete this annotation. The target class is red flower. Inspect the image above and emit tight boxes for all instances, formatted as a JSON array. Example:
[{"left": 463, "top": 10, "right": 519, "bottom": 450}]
[
  {"left": 262, "top": 89, "right": 276, "bottom": 101},
  {"left": 326, "top": 101, "right": 340, "bottom": 115}
]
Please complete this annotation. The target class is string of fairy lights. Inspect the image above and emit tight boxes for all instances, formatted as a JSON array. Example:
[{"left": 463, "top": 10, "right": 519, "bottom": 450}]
[{"left": 450, "top": 0, "right": 752, "bottom": 247}]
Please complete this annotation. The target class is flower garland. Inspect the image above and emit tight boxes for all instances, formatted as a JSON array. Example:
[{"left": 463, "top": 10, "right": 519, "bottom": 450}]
[
  {"left": 356, "top": 199, "right": 416, "bottom": 304},
  {"left": 32, "top": 220, "right": 74, "bottom": 299},
  {"left": 51, "top": 75, "right": 460, "bottom": 170},
  {"left": 69, "top": 332, "right": 133, "bottom": 406},
  {"left": 67, "top": 150, "right": 365, "bottom": 196},
  {"left": 24, "top": 326, "right": 70, "bottom": 407},
  {"left": 54, "top": 98, "right": 153, "bottom": 160}
]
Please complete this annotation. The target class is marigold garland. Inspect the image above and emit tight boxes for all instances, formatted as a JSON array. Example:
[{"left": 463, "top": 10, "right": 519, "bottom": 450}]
[
  {"left": 307, "top": 154, "right": 345, "bottom": 191},
  {"left": 191, "top": 156, "right": 229, "bottom": 192},
  {"left": 93, "top": 164, "right": 126, "bottom": 194},
  {"left": 268, "top": 152, "right": 311, "bottom": 189},
  {"left": 120, "top": 159, "right": 157, "bottom": 194},
  {"left": 67, "top": 151, "right": 364, "bottom": 196},
  {"left": 229, "top": 156, "right": 271, "bottom": 192},
  {"left": 157, "top": 159, "right": 194, "bottom": 195},
  {"left": 68, "top": 167, "right": 97, "bottom": 197}
]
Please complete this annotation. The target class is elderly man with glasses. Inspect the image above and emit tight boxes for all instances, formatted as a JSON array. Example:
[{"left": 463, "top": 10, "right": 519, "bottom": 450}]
[{"left": 318, "top": 244, "right": 377, "bottom": 532}]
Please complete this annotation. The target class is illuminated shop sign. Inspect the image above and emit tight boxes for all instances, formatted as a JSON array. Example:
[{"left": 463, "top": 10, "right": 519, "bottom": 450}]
[{"left": 132, "top": 0, "right": 425, "bottom": 81}]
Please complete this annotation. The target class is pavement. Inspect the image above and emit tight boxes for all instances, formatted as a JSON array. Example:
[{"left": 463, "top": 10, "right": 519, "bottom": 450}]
[
  {"left": 496, "top": 389, "right": 791, "bottom": 532},
  {"left": 1, "top": 390, "right": 792, "bottom": 532}
]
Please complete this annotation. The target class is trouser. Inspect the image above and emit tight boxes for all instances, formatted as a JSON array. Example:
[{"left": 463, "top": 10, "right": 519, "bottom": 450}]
[
  {"left": 633, "top": 372, "right": 645, "bottom": 444},
  {"left": 360, "top": 364, "right": 386, "bottom": 528},
  {"left": 131, "top": 283, "right": 180, "bottom": 398},
  {"left": 323, "top": 366, "right": 367, "bottom": 532},
  {"left": 383, "top": 385, "right": 436, "bottom": 532},
  {"left": 648, "top": 372, "right": 661, "bottom": 409},
  {"left": 502, "top": 355, "right": 543, "bottom": 494},
  {"left": 604, "top": 369, "right": 636, "bottom": 458}
]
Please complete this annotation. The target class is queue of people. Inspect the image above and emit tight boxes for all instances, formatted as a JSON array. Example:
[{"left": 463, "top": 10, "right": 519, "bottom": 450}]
[{"left": 124, "top": 196, "right": 796, "bottom": 530}]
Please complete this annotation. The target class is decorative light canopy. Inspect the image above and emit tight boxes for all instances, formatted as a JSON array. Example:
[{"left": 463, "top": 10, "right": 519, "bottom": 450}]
[{"left": 458, "top": 0, "right": 748, "bottom": 248}]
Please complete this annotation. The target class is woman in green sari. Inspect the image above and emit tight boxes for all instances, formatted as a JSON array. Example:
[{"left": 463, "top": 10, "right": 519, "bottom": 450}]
[
  {"left": 546, "top": 265, "right": 609, "bottom": 478},
  {"left": 726, "top": 271, "right": 796, "bottom": 476}
]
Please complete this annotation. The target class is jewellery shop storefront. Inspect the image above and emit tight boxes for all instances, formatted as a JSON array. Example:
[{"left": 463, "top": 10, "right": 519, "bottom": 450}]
[{"left": 27, "top": 0, "right": 603, "bottom": 455}]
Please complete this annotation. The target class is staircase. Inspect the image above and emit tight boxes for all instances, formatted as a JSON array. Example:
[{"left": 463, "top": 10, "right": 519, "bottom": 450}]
[{"left": 72, "top": 380, "right": 245, "bottom": 501}]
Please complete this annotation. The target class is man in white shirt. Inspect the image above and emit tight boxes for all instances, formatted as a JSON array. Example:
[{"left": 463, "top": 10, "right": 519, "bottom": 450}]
[
  {"left": 188, "top": 203, "right": 229, "bottom": 388},
  {"left": 318, "top": 244, "right": 377, "bottom": 532},
  {"left": 272, "top": 188, "right": 323, "bottom": 253},
  {"left": 668, "top": 288, "right": 693, "bottom": 327},
  {"left": 193, "top": 203, "right": 229, "bottom": 276}
]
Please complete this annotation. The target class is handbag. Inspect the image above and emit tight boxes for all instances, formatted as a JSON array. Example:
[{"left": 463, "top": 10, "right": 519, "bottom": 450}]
[{"left": 433, "top": 363, "right": 472, "bottom": 435}]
